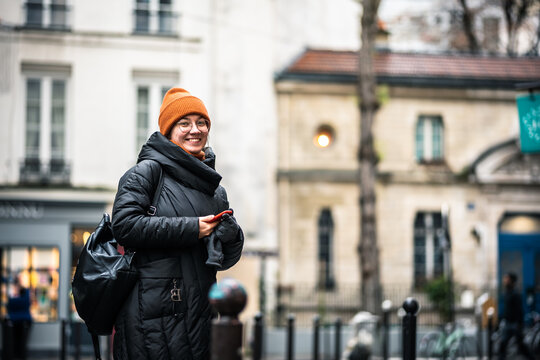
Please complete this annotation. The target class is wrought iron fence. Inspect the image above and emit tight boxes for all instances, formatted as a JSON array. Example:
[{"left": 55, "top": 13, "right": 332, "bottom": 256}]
[{"left": 276, "top": 283, "right": 497, "bottom": 327}]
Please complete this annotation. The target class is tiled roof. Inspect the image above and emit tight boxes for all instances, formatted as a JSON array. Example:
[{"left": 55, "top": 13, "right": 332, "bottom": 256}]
[{"left": 278, "top": 49, "right": 540, "bottom": 88}]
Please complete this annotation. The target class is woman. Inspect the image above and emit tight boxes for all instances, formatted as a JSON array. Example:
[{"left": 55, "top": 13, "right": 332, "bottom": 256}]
[{"left": 111, "top": 87, "right": 244, "bottom": 360}]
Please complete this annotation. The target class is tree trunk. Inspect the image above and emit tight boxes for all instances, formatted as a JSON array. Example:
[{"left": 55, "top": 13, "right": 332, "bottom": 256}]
[
  {"left": 458, "top": 0, "right": 480, "bottom": 53},
  {"left": 357, "top": 0, "right": 381, "bottom": 314},
  {"left": 502, "top": 0, "right": 534, "bottom": 56}
]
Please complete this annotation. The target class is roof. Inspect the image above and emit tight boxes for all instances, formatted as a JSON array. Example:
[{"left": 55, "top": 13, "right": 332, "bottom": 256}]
[{"left": 277, "top": 49, "right": 540, "bottom": 88}]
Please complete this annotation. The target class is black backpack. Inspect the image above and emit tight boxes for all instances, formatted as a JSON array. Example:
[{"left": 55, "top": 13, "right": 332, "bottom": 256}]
[{"left": 72, "top": 166, "right": 163, "bottom": 359}]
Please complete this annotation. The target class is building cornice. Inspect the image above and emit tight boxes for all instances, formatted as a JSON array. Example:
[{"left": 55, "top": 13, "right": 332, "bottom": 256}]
[
  {"left": 276, "top": 72, "right": 529, "bottom": 90},
  {"left": 0, "top": 187, "right": 115, "bottom": 204}
]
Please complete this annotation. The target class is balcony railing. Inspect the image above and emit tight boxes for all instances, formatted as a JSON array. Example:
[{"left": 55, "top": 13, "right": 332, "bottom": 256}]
[
  {"left": 24, "top": 2, "right": 71, "bottom": 30},
  {"left": 19, "top": 157, "right": 71, "bottom": 185},
  {"left": 133, "top": 8, "right": 178, "bottom": 36}
]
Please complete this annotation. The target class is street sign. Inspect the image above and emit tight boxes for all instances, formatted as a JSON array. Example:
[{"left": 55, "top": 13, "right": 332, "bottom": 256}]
[{"left": 516, "top": 93, "right": 540, "bottom": 153}]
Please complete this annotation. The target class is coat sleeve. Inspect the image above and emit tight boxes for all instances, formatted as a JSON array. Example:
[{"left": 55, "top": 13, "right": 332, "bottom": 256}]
[
  {"left": 213, "top": 187, "right": 244, "bottom": 271},
  {"left": 111, "top": 160, "right": 199, "bottom": 249},
  {"left": 217, "top": 215, "right": 244, "bottom": 271}
]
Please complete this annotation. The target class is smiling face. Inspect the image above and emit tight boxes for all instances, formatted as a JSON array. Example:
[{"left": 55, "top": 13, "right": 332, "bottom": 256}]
[{"left": 168, "top": 114, "right": 209, "bottom": 155}]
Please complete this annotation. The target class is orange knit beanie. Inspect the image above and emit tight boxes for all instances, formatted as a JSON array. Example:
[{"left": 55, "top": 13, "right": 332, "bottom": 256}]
[{"left": 159, "top": 88, "right": 211, "bottom": 136}]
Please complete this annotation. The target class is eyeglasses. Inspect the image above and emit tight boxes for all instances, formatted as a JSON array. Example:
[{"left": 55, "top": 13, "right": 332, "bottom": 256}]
[{"left": 175, "top": 119, "right": 208, "bottom": 133}]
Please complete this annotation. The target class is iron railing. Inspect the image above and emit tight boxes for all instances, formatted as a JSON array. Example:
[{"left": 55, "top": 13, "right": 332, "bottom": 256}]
[
  {"left": 276, "top": 283, "right": 496, "bottom": 326},
  {"left": 19, "top": 157, "right": 71, "bottom": 185}
]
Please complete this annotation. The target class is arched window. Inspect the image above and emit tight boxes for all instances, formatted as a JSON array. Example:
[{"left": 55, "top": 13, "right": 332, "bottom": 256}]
[
  {"left": 318, "top": 208, "right": 335, "bottom": 290},
  {"left": 415, "top": 115, "right": 444, "bottom": 163}
]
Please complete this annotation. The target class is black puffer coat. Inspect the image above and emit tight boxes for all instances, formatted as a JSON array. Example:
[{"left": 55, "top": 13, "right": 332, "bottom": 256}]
[{"left": 111, "top": 132, "right": 244, "bottom": 360}]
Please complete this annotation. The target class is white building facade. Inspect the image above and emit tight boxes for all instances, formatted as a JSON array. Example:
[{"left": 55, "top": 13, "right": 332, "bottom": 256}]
[{"left": 0, "top": 0, "right": 362, "bottom": 353}]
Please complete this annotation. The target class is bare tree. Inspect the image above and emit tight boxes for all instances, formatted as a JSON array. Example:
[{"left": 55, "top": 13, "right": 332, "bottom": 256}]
[
  {"left": 502, "top": 0, "right": 535, "bottom": 55},
  {"left": 458, "top": 0, "right": 481, "bottom": 53},
  {"left": 451, "top": 0, "right": 539, "bottom": 55},
  {"left": 526, "top": 4, "right": 540, "bottom": 55},
  {"left": 357, "top": 0, "right": 381, "bottom": 314}
]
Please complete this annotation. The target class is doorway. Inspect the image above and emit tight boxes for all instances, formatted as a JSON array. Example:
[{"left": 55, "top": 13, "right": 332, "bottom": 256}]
[{"left": 498, "top": 214, "right": 540, "bottom": 324}]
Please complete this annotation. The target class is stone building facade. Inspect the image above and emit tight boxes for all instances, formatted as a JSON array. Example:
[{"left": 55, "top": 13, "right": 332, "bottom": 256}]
[{"left": 275, "top": 49, "right": 540, "bottom": 323}]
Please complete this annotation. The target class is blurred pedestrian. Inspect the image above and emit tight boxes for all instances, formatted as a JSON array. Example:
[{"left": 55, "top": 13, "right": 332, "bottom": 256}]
[
  {"left": 498, "top": 272, "right": 534, "bottom": 360},
  {"left": 7, "top": 279, "right": 32, "bottom": 360},
  {"left": 111, "top": 87, "right": 244, "bottom": 359}
]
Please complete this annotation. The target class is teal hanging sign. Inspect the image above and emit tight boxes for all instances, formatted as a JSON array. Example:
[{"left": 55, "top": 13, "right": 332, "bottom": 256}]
[{"left": 516, "top": 94, "right": 540, "bottom": 153}]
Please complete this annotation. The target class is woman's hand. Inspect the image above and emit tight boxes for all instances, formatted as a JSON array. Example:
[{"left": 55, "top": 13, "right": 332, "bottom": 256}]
[{"left": 198, "top": 215, "right": 219, "bottom": 239}]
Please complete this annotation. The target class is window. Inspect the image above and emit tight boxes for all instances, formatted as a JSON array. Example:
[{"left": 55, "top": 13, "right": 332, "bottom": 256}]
[
  {"left": 415, "top": 115, "right": 444, "bottom": 163},
  {"left": 414, "top": 212, "right": 444, "bottom": 286},
  {"left": 136, "top": 87, "right": 150, "bottom": 151},
  {"left": 25, "top": 0, "right": 70, "bottom": 30},
  {"left": 26, "top": 0, "right": 44, "bottom": 27},
  {"left": 134, "top": 0, "right": 176, "bottom": 35},
  {"left": 135, "top": 0, "right": 150, "bottom": 33},
  {"left": 135, "top": 81, "right": 172, "bottom": 152},
  {"left": 318, "top": 208, "right": 335, "bottom": 290},
  {"left": 21, "top": 64, "right": 71, "bottom": 185},
  {"left": 158, "top": 0, "right": 173, "bottom": 34},
  {"left": 25, "top": 79, "right": 41, "bottom": 161},
  {"left": 1, "top": 246, "right": 60, "bottom": 322},
  {"left": 482, "top": 17, "right": 500, "bottom": 54}
]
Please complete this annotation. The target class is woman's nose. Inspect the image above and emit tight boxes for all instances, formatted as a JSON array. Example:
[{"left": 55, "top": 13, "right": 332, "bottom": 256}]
[{"left": 189, "top": 124, "right": 202, "bottom": 133}]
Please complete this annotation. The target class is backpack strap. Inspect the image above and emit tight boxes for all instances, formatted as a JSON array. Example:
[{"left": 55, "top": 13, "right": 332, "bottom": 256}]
[
  {"left": 90, "top": 332, "right": 102, "bottom": 360},
  {"left": 146, "top": 165, "right": 164, "bottom": 216}
]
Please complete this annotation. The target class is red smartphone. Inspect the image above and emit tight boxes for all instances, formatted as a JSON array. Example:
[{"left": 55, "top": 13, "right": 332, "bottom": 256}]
[{"left": 207, "top": 210, "right": 233, "bottom": 223}]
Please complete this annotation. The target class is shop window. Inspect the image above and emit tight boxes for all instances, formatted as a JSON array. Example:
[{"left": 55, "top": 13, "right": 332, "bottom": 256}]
[
  {"left": 0, "top": 246, "right": 59, "bottom": 322},
  {"left": 415, "top": 115, "right": 444, "bottom": 163},
  {"left": 317, "top": 208, "right": 335, "bottom": 290},
  {"left": 414, "top": 212, "right": 444, "bottom": 287}
]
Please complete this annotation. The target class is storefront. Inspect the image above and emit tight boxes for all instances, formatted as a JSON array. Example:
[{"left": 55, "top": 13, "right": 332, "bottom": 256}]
[{"left": 0, "top": 192, "right": 112, "bottom": 354}]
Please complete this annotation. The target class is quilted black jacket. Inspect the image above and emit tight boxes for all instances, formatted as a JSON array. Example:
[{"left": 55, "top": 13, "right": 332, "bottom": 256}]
[{"left": 111, "top": 131, "right": 244, "bottom": 360}]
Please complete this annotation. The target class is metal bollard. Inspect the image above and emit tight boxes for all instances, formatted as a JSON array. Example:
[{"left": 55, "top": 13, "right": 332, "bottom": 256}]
[
  {"left": 60, "top": 319, "right": 67, "bottom": 360},
  {"left": 334, "top": 318, "right": 342, "bottom": 360},
  {"left": 487, "top": 307, "right": 494, "bottom": 360},
  {"left": 313, "top": 315, "right": 320, "bottom": 360},
  {"left": 208, "top": 278, "right": 248, "bottom": 360},
  {"left": 402, "top": 298, "right": 419, "bottom": 360},
  {"left": 286, "top": 314, "right": 295, "bottom": 360},
  {"left": 74, "top": 321, "right": 81, "bottom": 360},
  {"left": 252, "top": 312, "right": 264, "bottom": 360},
  {"left": 381, "top": 300, "right": 392, "bottom": 360}
]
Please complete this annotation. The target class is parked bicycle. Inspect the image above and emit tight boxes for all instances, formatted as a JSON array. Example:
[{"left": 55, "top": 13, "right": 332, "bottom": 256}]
[
  {"left": 491, "top": 316, "right": 540, "bottom": 360},
  {"left": 522, "top": 311, "right": 540, "bottom": 359},
  {"left": 418, "top": 320, "right": 476, "bottom": 359}
]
